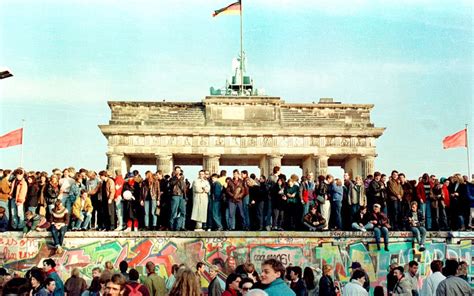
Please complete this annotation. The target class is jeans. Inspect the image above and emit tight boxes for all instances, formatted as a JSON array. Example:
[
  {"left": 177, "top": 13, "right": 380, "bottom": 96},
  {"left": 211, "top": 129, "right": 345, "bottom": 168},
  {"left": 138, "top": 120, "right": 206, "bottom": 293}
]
[
  {"left": 144, "top": 200, "right": 157, "bottom": 228},
  {"left": 388, "top": 199, "right": 401, "bottom": 230},
  {"left": 256, "top": 200, "right": 265, "bottom": 229},
  {"left": 74, "top": 212, "right": 92, "bottom": 229},
  {"left": 304, "top": 222, "right": 325, "bottom": 231},
  {"left": 62, "top": 195, "right": 76, "bottom": 216},
  {"left": 10, "top": 199, "right": 25, "bottom": 230},
  {"left": 410, "top": 226, "right": 426, "bottom": 245},
  {"left": 210, "top": 199, "right": 223, "bottom": 230},
  {"left": 425, "top": 199, "right": 432, "bottom": 230},
  {"left": 303, "top": 200, "right": 316, "bottom": 216},
  {"left": 264, "top": 198, "right": 272, "bottom": 228},
  {"left": 374, "top": 226, "right": 389, "bottom": 247},
  {"left": 51, "top": 225, "right": 67, "bottom": 247},
  {"left": 350, "top": 204, "right": 360, "bottom": 220},
  {"left": 228, "top": 200, "right": 245, "bottom": 230},
  {"left": 272, "top": 209, "right": 285, "bottom": 229},
  {"left": 27, "top": 206, "right": 37, "bottom": 215},
  {"left": 242, "top": 195, "right": 250, "bottom": 229},
  {"left": 351, "top": 222, "right": 374, "bottom": 231},
  {"left": 0, "top": 200, "right": 9, "bottom": 221},
  {"left": 331, "top": 200, "right": 342, "bottom": 230},
  {"left": 170, "top": 195, "right": 186, "bottom": 230},
  {"left": 115, "top": 198, "right": 123, "bottom": 228}
]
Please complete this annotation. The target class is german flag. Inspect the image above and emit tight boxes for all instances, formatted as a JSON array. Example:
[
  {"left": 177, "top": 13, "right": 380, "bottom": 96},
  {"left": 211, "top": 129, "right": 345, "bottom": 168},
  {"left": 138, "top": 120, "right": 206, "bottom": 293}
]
[{"left": 212, "top": 1, "right": 241, "bottom": 17}]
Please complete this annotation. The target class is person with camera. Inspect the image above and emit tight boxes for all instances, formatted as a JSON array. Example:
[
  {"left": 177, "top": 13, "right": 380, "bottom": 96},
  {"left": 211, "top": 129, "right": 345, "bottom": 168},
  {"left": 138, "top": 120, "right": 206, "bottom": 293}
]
[
  {"left": 404, "top": 201, "right": 427, "bottom": 252},
  {"left": 169, "top": 166, "right": 187, "bottom": 231}
]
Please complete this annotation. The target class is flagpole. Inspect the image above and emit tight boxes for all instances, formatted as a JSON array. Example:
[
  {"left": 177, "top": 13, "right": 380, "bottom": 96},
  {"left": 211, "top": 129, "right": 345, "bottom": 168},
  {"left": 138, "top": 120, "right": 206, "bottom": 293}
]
[
  {"left": 466, "top": 124, "right": 471, "bottom": 179},
  {"left": 240, "top": 0, "right": 244, "bottom": 96},
  {"left": 20, "top": 119, "right": 25, "bottom": 167}
]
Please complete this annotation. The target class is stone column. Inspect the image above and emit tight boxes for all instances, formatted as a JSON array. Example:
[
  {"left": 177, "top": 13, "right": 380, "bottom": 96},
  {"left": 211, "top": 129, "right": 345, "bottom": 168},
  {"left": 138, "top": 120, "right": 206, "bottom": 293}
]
[
  {"left": 203, "top": 154, "right": 220, "bottom": 174},
  {"left": 155, "top": 154, "right": 173, "bottom": 176},
  {"left": 267, "top": 154, "right": 283, "bottom": 177},
  {"left": 259, "top": 156, "right": 268, "bottom": 177},
  {"left": 107, "top": 153, "right": 124, "bottom": 175},
  {"left": 302, "top": 155, "right": 316, "bottom": 177},
  {"left": 361, "top": 155, "right": 375, "bottom": 178},
  {"left": 315, "top": 155, "right": 329, "bottom": 177},
  {"left": 343, "top": 156, "right": 359, "bottom": 179},
  {"left": 122, "top": 155, "right": 131, "bottom": 175}
]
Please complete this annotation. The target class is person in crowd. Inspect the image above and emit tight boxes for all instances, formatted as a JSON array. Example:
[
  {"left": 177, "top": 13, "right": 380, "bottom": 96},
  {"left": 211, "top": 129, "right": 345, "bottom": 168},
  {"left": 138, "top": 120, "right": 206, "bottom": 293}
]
[
  {"left": 260, "top": 258, "right": 295, "bottom": 296},
  {"left": 318, "top": 265, "right": 336, "bottom": 296},
  {"left": 373, "top": 286, "right": 384, "bottom": 296},
  {"left": 405, "top": 261, "right": 420, "bottom": 296},
  {"left": 59, "top": 168, "right": 75, "bottom": 212},
  {"left": 208, "top": 265, "right": 223, "bottom": 296},
  {"left": 72, "top": 190, "right": 93, "bottom": 231},
  {"left": 144, "top": 261, "right": 166, "bottom": 296},
  {"left": 439, "top": 177, "right": 451, "bottom": 230},
  {"left": 118, "top": 261, "right": 129, "bottom": 281},
  {"left": 0, "top": 206, "right": 8, "bottom": 232},
  {"left": 226, "top": 169, "right": 246, "bottom": 231},
  {"left": 25, "top": 174, "right": 39, "bottom": 214},
  {"left": 192, "top": 170, "right": 210, "bottom": 231},
  {"left": 30, "top": 268, "right": 48, "bottom": 296},
  {"left": 23, "top": 210, "right": 50, "bottom": 235},
  {"left": 90, "top": 171, "right": 116, "bottom": 231},
  {"left": 10, "top": 169, "right": 27, "bottom": 230},
  {"left": 435, "top": 259, "right": 471, "bottom": 295},
  {"left": 392, "top": 266, "right": 411, "bottom": 295},
  {"left": 82, "top": 276, "right": 101, "bottom": 296},
  {"left": 113, "top": 169, "right": 124, "bottom": 232},
  {"left": 301, "top": 173, "right": 316, "bottom": 216},
  {"left": 343, "top": 269, "right": 368, "bottom": 296},
  {"left": 140, "top": 171, "right": 160, "bottom": 231},
  {"left": 37, "top": 172, "right": 48, "bottom": 218},
  {"left": 209, "top": 173, "right": 224, "bottom": 231},
  {"left": 44, "top": 278, "right": 57, "bottom": 296},
  {"left": 289, "top": 266, "right": 307, "bottom": 296},
  {"left": 0, "top": 169, "right": 12, "bottom": 223},
  {"left": 166, "top": 264, "right": 180, "bottom": 293},
  {"left": 49, "top": 199, "right": 69, "bottom": 254},
  {"left": 169, "top": 166, "right": 187, "bottom": 231},
  {"left": 448, "top": 174, "right": 469, "bottom": 231},
  {"left": 169, "top": 268, "right": 202, "bottom": 296},
  {"left": 329, "top": 178, "right": 343, "bottom": 230},
  {"left": 86, "top": 171, "right": 100, "bottom": 230},
  {"left": 349, "top": 176, "right": 367, "bottom": 220},
  {"left": 64, "top": 267, "right": 88, "bottom": 296},
  {"left": 195, "top": 262, "right": 209, "bottom": 291},
  {"left": 405, "top": 202, "right": 427, "bottom": 252},
  {"left": 369, "top": 203, "right": 390, "bottom": 251},
  {"left": 421, "top": 260, "right": 445, "bottom": 296},
  {"left": 285, "top": 174, "right": 301, "bottom": 230},
  {"left": 65, "top": 173, "right": 85, "bottom": 225},
  {"left": 349, "top": 262, "right": 370, "bottom": 293},
  {"left": 303, "top": 267, "right": 317, "bottom": 296},
  {"left": 315, "top": 175, "right": 331, "bottom": 230},
  {"left": 271, "top": 177, "right": 287, "bottom": 231},
  {"left": 241, "top": 262, "right": 260, "bottom": 283},
  {"left": 123, "top": 268, "right": 150, "bottom": 296},
  {"left": 387, "top": 170, "right": 403, "bottom": 230},
  {"left": 122, "top": 173, "right": 140, "bottom": 232},
  {"left": 342, "top": 172, "right": 353, "bottom": 230},
  {"left": 303, "top": 205, "right": 326, "bottom": 231},
  {"left": 239, "top": 278, "right": 254, "bottom": 295},
  {"left": 42, "top": 258, "right": 64, "bottom": 296},
  {"left": 386, "top": 263, "right": 399, "bottom": 295},
  {"left": 351, "top": 206, "right": 372, "bottom": 232},
  {"left": 456, "top": 261, "right": 468, "bottom": 282},
  {"left": 45, "top": 175, "right": 60, "bottom": 218},
  {"left": 240, "top": 170, "right": 252, "bottom": 232},
  {"left": 104, "top": 274, "right": 126, "bottom": 296},
  {"left": 367, "top": 172, "right": 384, "bottom": 212},
  {"left": 416, "top": 173, "right": 433, "bottom": 230},
  {"left": 399, "top": 173, "right": 415, "bottom": 218}
]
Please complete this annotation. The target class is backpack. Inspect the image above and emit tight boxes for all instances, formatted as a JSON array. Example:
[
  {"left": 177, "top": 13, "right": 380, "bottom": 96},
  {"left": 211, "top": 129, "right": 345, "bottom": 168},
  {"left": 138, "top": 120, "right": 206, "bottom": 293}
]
[{"left": 125, "top": 284, "right": 144, "bottom": 296}]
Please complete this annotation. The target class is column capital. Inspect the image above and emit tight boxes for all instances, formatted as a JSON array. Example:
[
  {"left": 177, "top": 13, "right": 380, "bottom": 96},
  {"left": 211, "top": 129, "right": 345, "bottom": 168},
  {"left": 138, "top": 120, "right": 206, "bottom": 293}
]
[
  {"left": 203, "top": 154, "right": 221, "bottom": 159},
  {"left": 266, "top": 154, "right": 283, "bottom": 159}
]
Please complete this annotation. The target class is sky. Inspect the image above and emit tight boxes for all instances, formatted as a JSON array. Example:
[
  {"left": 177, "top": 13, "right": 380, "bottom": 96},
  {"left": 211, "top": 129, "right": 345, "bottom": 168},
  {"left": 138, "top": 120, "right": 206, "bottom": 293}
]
[{"left": 0, "top": 0, "right": 472, "bottom": 180}]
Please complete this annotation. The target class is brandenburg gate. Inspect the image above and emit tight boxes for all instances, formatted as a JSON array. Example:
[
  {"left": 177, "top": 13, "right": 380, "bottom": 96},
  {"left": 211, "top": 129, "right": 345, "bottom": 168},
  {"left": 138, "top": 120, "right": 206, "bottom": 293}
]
[{"left": 99, "top": 96, "right": 384, "bottom": 178}]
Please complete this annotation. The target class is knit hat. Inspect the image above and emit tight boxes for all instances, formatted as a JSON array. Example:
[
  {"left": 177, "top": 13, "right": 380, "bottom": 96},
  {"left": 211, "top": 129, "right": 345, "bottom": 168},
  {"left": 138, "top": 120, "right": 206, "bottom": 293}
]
[
  {"left": 373, "top": 203, "right": 381, "bottom": 209},
  {"left": 350, "top": 262, "right": 362, "bottom": 269},
  {"left": 440, "top": 177, "right": 447, "bottom": 183}
]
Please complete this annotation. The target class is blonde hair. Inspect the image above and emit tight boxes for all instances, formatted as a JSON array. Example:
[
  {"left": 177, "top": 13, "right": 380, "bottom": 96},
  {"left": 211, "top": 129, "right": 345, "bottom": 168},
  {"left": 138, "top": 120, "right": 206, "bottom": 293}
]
[
  {"left": 71, "top": 267, "right": 80, "bottom": 277},
  {"left": 169, "top": 268, "right": 201, "bottom": 296}
]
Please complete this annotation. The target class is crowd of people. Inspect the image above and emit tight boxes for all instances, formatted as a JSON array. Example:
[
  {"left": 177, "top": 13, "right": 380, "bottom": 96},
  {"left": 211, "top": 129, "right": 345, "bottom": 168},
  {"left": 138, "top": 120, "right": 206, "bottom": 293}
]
[
  {"left": 0, "top": 256, "right": 472, "bottom": 296},
  {"left": 0, "top": 166, "right": 473, "bottom": 252}
]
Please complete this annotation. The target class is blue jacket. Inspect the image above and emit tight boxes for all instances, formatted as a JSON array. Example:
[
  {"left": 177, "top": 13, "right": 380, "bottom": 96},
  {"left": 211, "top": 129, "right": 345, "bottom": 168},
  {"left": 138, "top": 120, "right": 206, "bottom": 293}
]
[
  {"left": 264, "top": 278, "right": 296, "bottom": 296},
  {"left": 47, "top": 271, "right": 64, "bottom": 296},
  {"left": 330, "top": 183, "right": 344, "bottom": 202}
]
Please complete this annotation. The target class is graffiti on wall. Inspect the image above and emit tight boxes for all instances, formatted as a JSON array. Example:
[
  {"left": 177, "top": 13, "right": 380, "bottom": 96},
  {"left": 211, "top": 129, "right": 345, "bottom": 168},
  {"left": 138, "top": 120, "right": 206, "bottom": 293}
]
[{"left": 0, "top": 235, "right": 472, "bottom": 289}]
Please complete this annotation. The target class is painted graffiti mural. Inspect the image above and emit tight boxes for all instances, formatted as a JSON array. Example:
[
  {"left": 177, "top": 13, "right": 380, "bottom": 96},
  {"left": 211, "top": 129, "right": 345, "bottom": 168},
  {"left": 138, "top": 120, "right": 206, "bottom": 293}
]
[{"left": 0, "top": 234, "right": 472, "bottom": 289}]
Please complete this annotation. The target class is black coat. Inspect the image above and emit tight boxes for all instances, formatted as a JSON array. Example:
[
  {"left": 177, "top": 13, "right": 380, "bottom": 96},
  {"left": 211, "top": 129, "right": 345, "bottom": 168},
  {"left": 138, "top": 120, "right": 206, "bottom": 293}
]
[{"left": 318, "top": 275, "right": 336, "bottom": 296}]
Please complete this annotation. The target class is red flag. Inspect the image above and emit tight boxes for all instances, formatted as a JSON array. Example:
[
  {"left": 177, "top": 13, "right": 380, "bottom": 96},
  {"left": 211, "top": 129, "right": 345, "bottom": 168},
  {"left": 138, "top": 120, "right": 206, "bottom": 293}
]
[
  {"left": 0, "top": 128, "right": 23, "bottom": 148},
  {"left": 442, "top": 129, "right": 467, "bottom": 149}
]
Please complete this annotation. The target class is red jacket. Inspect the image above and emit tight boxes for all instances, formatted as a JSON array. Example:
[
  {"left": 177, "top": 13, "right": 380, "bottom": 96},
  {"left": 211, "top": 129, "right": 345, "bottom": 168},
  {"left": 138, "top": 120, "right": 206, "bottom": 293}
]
[
  {"left": 442, "top": 185, "right": 450, "bottom": 208},
  {"left": 416, "top": 181, "right": 433, "bottom": 203},
  {"left": 222, "top": 289, "right": 238, "bottom": 296}
]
